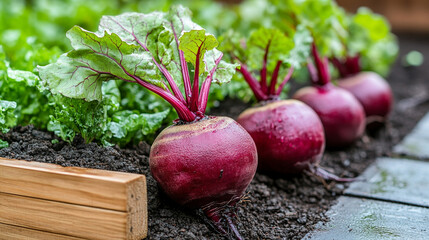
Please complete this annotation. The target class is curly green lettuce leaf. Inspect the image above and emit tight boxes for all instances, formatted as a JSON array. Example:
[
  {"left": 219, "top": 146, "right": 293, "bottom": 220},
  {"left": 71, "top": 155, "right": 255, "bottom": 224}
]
[
  {"left": 102, "top": 108, "right": 169, "bottom": 146},
  {"left": 0, "top": 100, "right": 17, "bottom": 133},
  {"left": 47, "top": 96, "right": 104, "bottom": 143},
  {"left": 0, "top": 57, "right": 53, "bottom": 128}
]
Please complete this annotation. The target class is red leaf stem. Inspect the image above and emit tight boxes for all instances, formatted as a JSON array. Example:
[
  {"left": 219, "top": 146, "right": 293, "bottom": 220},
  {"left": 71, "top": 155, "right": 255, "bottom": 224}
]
[
  {"left": 276, "top": 66, "right": 294, "bottom": 96},
  {"left": 198, "top": 53, "right": 223, "bottom": 114},
  {"left": 238, "top": 64, "right": 267, "bottom": 101},
  {"left": 268, "top": 61, "right": 282, "bottom": 96}
]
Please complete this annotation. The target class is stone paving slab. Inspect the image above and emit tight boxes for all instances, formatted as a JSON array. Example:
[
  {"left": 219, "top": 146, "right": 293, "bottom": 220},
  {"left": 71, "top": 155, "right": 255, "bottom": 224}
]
[
  {"left": 394, "top": 112, "right": 429, "bottom": 159},
  {"left": 345, "top": 157, "right": 429, "bottom": 208},
  {"left": 303, "top": 196, "right": 429, "bottom": 240}
]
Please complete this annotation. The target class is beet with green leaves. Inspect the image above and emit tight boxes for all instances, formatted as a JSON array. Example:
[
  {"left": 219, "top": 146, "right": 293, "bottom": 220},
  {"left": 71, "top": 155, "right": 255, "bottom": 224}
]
[
  {"left": 224, "top": 27, "right": 328, "bottom": 175},
  {"left": 329, "top": 8, "right": 397, "bottom": 125},
  {"left": 39, "top": 6, "right": 257, "bottom": 239},
  {"left": 293, "top": 44, "right": 365, "bottom": 148}
]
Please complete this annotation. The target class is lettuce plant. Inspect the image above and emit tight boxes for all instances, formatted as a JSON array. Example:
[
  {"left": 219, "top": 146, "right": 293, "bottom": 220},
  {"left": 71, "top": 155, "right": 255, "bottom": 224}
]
[{"left": 0, "top": 100, "right": 17, "bottom": 148}]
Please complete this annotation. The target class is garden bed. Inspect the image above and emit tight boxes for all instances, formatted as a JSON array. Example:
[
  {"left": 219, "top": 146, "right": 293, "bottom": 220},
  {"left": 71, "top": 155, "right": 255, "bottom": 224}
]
[{"left": 1, "top": 34, "right": 428, "bottom": 239}]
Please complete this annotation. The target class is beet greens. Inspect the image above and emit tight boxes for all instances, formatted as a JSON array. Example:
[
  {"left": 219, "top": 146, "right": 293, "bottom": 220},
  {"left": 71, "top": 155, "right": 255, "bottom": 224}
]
[
  {"left": 39, "top": 6, "right": 237, "bottom": 123},
  {"left": 221, "top": 26, "right": 311, "bottom": 101},
  {"left": 287, "top": 1, "right": 366, "bottom": 148},
  {"left": 330, "top": 7, "right": 398, "bottom": 78},
  {"left": 327, "top": 8, "right": 396, "bottom": 122}
]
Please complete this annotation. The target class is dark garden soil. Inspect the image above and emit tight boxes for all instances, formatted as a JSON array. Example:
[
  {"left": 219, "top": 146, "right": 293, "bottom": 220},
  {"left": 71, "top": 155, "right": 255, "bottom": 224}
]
[{"left": 1, "top": 34, "right": 429, "bottom": 239}]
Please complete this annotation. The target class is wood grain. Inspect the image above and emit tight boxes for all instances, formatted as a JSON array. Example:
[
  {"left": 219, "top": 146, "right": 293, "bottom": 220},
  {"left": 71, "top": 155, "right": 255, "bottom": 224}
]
[
  {"left": 0, "top": 158, "right": 147, "bottom": 239},
  {"left": 0, "top": 192, "right": 128, "bottom": 239},
  {"left": 0, "top": 223, "right": 84, "bottom": 240}
]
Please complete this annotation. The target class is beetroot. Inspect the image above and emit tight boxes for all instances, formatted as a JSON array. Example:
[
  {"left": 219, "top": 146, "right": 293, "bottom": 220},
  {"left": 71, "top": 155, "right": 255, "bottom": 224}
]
[
  {"left": 293, "top": 84, "right": 365, "bottom": 148},
  {"left": 222, "top": 27, "right": 334, "bottom": 178},
  {"left": 329, "top": 6, "right": 397, "bottom": 124},
  {"left": 338, "top": 72, "right": 392, "bottom": 120},
  {"left": 237, "top": 100, "right": 324, "bottom": 174},
  {"left": 293, "top": 44, "right": 366, "bottom": 148},
  {"left": 150, "top": 117, "right": 257, "bottom": 208},
  {"left": 332, "top": 56, "right": 393, "bottom": 122}
]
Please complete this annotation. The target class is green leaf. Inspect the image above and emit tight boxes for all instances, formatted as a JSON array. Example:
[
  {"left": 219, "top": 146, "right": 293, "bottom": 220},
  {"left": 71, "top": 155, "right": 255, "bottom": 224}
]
[
  {"left": 221, "top": 26, "right": 296, "bottom": 76},
  {"left": 291, "top": 0, "right": 347, "bottom": 57},
  {"left": 0, "top": 100, "right": 17, "bottom": 133},
  {"left": 102, "top": 108, "right": 170, "bottom": 146},
  {"left": 6, "top": 69, "right": 39, "bottom": 87},
  {"left": 0, "top": 139, "right": 8, "bottom": 149},
  {"left": 98, "top": 11, "right": 185, "bottom": 87},
  {"left": 167, "top": 5, "right": 202, "bottom": 33},
  {"left": 0, "top": 61, "right": 52, "bottom": 129},
  {"left": 352, "top": 8, "right": 389, "bottom": 42},
  {"left": 48, "top": 96, "right": 105, "bottom": 143},
  {"left": 287, "top": 25, "right": 313, "bottom": 68},
  {"left": 347, "top": 7, "right": 398, "bottom": 76},
  {"left": 249, "top": 28, "right": 293, "bottom": 58},
  {"left": 248, "top": 28, "right": 294, "bottom": 70},
  {"left": 38, "top": 26, "right": 161, "bottom": 101},
  {"left": 205, "top": 49, "right": 239, "bottom": 85},
  {"left": 179, "top": 29, "right": 218, "bottom": 74}
]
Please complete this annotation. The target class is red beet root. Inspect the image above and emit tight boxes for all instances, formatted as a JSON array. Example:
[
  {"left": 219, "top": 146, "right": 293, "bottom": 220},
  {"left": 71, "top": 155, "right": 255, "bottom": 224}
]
[
  {"left": 231, "top": 30, "right": 329, "bottom": 177},
  {"left": 150, "top": 116, "right": 258, "bottom": 209},
  {"left": 237, "top": 100, "right": 325, "bottom": 174},
  {"left": 292, "top": 43, "right": 366, "bottom": 148},
  {"left": 293, "top": 84, "right": 366, "bottom": 148},
  {"left": 337, "top": 71, "right": 393, "bottom": 121}
]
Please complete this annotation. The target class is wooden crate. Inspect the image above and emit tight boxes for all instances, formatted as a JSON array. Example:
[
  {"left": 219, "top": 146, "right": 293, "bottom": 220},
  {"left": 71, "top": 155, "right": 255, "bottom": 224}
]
[
  {"left": 337, "top": 0, "right": 429, "bottom": 32},
  {"left": 0, "top": 158, "right": 147, "bottom": 240}
]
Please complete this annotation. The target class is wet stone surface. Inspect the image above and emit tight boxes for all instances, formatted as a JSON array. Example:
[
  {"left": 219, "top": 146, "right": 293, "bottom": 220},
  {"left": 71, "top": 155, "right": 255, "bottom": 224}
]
[
  {"left": 345, "top": 157, "right": 429, "bottom": 208},
  {"left": 303, "top": 196, "right": 429, "bottom": 240},
  {"left": 394, "top": 112, "right": 429, "bottom": 160}
]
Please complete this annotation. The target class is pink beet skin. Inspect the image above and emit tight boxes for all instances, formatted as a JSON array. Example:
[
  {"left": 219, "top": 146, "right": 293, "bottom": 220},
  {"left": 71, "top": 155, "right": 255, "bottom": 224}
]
[
  {"left": 149, "top": 116, "right": 257, "bottom": 209},
  {"left": 237, "top": 100, "right": 325, "bottom": 174},
  {"left": 293, "top": 84, "right": 366, "bottom": 148},
  {"left": 337, "top": 71, "right": 393, "bottom": 119}
]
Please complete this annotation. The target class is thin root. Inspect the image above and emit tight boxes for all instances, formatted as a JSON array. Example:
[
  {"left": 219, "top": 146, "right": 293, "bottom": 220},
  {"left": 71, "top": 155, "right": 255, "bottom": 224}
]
[
  {"left": 307, "top": 165, "right": 363, "bottom": 183},
  {"left": 199, "top": 203, "right": 244, "bottom": 240}
]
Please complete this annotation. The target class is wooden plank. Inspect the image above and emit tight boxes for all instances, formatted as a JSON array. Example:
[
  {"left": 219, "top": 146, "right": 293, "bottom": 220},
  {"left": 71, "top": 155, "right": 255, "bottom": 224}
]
[
  {"left": 0, "top": 158, "right": 147, "bottom": 239},
  {"left": 0, "top": 223, "right": 84, "bottom": 240},
  {"left": 0, "top": 192, "right": 144, "bottom": 240},
  {"left": 0, "top": 157, "right": 144, "bottom": 211}
]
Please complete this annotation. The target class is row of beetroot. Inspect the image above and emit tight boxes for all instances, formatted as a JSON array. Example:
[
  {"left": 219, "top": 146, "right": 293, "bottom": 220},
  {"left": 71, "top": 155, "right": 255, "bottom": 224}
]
[{"left": 38, "top": 1, "right": 397, "bottom": 239}]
